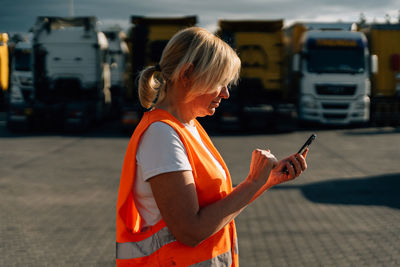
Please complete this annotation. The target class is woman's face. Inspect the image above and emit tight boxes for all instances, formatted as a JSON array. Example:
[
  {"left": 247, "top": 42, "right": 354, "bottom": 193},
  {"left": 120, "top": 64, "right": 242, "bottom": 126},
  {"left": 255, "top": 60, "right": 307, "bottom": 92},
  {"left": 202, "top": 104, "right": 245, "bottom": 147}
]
[{"left": 188, "top": 84, "right": 230, "bottom": 117}]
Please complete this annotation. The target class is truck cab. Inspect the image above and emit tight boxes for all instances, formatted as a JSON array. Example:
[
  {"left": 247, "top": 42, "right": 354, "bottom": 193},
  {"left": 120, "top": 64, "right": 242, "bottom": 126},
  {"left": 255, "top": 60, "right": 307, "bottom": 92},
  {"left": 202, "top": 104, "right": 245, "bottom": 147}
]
[
  {"left": 360, "top": 23, "right": 400, "bottom": 126},
  {"left": 103, "top": 28, "right": 129, "bottom": 118},
  {"left": 28, "top": 16, "right": 110, "bottom": 130},
  {"left": 289, "top": 23, "right": 377, "bottom": 125},
  {"left": 7, "top": 39, "right": 34, "bottom": 129},
  {"left": 216, "top": 20, "right": 296, "bottom": 132}
]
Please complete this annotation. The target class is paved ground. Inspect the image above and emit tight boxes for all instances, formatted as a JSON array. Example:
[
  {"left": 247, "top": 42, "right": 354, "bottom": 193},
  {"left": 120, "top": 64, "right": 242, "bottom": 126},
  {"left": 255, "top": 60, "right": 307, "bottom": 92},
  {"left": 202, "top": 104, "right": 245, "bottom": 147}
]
[{"left": 1, "top": 115, "right": 400, "bottom": 266}]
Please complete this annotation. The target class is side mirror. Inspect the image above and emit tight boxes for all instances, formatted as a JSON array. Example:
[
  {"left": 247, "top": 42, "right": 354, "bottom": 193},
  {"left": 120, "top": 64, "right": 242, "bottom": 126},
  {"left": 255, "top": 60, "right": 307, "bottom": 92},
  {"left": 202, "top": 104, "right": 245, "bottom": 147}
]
[
  {"left": 371, "top": 54, "right": 378, "bottom": 74},
  {"left": 292, "top": 54, "right": 300, "bottom": 72}
]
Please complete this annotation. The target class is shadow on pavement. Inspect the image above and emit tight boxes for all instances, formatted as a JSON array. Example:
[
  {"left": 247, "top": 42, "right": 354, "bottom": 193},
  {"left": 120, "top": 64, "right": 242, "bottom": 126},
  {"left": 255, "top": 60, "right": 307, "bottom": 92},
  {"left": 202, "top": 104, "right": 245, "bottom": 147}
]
[
  {"left": 342, "top": 127, "right": 400, "bottom": 136},
  {"left": 275, "top": 173, "right": 400, "bottom": 209}
]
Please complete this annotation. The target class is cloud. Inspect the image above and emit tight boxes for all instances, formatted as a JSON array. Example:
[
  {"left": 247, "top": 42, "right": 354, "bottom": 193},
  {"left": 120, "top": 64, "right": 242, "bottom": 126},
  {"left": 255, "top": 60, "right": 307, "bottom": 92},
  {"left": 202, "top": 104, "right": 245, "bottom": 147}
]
[{"left": 0, "top": 0, "right": 399, "bottom": 33}]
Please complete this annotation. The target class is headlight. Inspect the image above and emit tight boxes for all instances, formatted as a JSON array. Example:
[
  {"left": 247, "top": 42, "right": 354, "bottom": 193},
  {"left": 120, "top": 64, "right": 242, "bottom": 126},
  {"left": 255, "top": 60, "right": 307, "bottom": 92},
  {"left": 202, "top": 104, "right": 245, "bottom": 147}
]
[
  {"left": 300, "top": 96, "right": 317, "bottom": 109},
  {"left": 355, "top": 96, "right": 370, "bottom": 109},
  {"left": 354, "top": 101, "right": 365, "bottom": 109}
]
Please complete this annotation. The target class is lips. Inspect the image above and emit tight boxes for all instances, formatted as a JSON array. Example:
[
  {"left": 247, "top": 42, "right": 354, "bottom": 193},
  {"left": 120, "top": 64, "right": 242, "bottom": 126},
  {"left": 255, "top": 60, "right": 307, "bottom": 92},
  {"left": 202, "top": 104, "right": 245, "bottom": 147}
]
[{"left": 210, "top": 101, "right": 220, "bottom": 108}]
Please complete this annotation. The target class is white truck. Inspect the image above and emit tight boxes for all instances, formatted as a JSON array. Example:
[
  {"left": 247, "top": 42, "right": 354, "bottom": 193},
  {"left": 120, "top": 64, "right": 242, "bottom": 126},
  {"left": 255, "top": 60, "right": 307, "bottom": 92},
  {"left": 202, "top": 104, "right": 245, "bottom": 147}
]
[
  {"left": 23, "top": 16, "right": 110, "bottom": 130},
  {"left": 286, "top": 22, "right": 377, "bottom": 125},
  {"left": 7, "top": 37, "right": 34, "bottom": 129},
  {"left": 103, "top": 27, "right": 129, "bottom": 118}
]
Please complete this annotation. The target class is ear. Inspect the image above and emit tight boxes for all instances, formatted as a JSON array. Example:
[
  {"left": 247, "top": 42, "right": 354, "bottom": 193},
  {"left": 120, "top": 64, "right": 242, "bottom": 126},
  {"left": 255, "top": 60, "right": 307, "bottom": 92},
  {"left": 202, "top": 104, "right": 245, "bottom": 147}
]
[{"left": 178, "top": 63, "right": 194, "bottom": 87}]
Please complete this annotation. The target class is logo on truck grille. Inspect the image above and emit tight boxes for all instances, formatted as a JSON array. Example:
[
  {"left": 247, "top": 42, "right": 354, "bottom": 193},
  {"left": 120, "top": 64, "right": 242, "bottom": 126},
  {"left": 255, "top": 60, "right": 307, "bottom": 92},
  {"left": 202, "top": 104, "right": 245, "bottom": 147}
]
[{"left": 315, "top": 85, "right": 356, "bottom": 95}]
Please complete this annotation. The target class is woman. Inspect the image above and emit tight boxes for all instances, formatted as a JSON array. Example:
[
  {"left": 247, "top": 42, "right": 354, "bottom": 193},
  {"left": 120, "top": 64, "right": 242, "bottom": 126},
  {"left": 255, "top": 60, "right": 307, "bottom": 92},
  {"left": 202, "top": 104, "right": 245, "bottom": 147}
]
[{"left": 116, "top": 27, "right": 308, "bottom": 266}]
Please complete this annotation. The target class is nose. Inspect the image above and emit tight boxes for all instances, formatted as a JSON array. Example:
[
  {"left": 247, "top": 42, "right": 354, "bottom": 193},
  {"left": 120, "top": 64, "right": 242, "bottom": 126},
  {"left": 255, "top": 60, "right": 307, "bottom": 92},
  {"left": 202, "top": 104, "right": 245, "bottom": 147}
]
[{"left": 219, "top": 86, "right": 230, "bottom": 99}]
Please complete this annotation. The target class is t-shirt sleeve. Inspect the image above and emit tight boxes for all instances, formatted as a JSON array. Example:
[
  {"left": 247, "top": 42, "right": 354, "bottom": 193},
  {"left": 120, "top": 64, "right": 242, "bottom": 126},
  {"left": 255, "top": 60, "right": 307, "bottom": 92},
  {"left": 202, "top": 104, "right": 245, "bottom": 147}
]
[{"left": 136, "top": 121, "right": 192, "bottom": 181}]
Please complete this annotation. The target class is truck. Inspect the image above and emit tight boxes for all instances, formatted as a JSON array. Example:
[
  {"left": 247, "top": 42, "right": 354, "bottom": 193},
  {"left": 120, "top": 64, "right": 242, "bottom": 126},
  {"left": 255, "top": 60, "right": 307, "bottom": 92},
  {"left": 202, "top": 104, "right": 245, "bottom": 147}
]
[
  {"left": 360, "top": 23, "right": 400, "bottom": 126},
  {"left": 285, "top": 22, "right": 377, "bottom": 126},
  {"left": 103, "top": 27, "right": 129, "bottom": 119},
  {"left": 0, "top": 33, "right": 9, "bottom": 110},
  {"left": 121, "top": 15, "right": 197, "bottom": 131},
  {"left": 7, "top": 38, "right": 34, "bottom": 129},
  {"left": 8, "top": 16, "right": 111, "bottom": 131},
  {"left": 214, "top": 19, "right": 296, "bottom": 132}
]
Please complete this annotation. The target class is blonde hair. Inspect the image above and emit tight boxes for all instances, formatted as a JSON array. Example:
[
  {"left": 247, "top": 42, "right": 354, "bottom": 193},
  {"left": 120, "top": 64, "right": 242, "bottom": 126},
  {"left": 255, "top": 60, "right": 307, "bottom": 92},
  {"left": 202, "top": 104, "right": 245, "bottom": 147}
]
[{"left": 138, "top": 27, "right": 241, "bottom": 109}]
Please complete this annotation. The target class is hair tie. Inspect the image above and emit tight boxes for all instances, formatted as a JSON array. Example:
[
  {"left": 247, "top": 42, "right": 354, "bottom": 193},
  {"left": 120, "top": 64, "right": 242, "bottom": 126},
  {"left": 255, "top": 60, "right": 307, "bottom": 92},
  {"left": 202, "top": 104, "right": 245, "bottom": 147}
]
[{"left": 154, "top": 64, "right": 161, "bottom": 72}]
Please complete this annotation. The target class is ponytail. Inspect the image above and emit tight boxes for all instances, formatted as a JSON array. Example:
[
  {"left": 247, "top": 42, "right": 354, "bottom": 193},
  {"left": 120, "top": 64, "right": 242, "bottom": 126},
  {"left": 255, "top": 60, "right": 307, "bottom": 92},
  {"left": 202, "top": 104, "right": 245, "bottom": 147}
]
[{"left": 138, "top": 65, "right": 166, "bottom": 109}]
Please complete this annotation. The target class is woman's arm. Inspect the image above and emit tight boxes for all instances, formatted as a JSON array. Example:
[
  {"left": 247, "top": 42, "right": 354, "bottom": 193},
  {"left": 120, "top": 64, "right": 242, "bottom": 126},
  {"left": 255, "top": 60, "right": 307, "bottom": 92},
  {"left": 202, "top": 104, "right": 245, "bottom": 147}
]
[
  {"left": 150, "top": 148, "right": 307, "bottom": 247},
  {"left": 149, "top": 148, "right": 282, "bottom": 247}
]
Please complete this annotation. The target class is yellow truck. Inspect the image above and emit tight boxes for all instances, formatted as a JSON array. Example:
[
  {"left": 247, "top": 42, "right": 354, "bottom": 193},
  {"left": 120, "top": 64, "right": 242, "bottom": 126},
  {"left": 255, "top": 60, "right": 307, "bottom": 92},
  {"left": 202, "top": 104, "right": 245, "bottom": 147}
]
[
  {"left": 214, "top": 20, "right": 296, "bottom": 131},
  {"left": 361, "top": 23, "right": 400, "bottom": 126},
  {"left": 121, "top": 15, "right": 197, "bottom": 130},
  {"left": 0, "top": 33, "right": 9, "bottom": 110}
]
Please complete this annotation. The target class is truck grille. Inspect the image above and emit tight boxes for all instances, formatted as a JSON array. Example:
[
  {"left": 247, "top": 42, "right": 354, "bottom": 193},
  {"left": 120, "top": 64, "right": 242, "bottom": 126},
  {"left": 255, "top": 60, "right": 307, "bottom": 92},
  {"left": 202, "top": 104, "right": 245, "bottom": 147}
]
[{"left": 316, "top": 85, "right": 356, "bottom": 96}]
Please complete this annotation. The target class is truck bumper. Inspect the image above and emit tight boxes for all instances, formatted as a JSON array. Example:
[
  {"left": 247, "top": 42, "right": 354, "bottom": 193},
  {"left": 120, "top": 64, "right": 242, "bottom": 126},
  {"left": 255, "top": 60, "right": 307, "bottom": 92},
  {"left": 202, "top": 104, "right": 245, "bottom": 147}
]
[{"left": 299, "top": 96, "right": 370, "bottom": 125}]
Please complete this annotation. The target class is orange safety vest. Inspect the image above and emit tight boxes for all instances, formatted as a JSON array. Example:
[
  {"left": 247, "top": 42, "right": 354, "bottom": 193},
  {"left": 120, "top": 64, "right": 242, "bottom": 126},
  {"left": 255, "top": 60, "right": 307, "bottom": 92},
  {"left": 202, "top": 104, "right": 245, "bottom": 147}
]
[{"left": 116, "top": 109, "right": 239, "bottom": 266}]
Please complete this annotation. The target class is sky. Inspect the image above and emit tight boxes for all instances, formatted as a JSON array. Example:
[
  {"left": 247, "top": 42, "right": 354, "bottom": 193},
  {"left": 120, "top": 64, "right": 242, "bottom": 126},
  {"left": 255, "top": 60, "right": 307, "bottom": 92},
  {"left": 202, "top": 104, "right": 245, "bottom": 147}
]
[{"left": 0, "top": 0, "right": 399, "bottom": 34}]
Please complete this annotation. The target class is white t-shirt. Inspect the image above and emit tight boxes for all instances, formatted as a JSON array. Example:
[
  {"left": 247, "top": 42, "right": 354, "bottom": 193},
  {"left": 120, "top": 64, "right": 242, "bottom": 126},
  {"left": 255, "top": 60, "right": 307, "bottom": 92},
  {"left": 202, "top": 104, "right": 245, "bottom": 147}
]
[{"left": 134, "top": 121, "right": 226, "bottom": 228}]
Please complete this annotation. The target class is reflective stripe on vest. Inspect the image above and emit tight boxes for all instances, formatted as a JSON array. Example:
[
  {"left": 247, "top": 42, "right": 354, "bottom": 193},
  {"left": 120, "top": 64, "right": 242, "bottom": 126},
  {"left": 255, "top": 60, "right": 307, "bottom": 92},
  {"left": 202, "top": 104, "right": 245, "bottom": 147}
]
[
  {"left": 116, "top": 226, "right": 176, "bottom": 259},
  {"left": 189, "top": 250, "right": 232, "bottom": 267},
  {"left": 117, "top": 226, "right": 236, "bottom": 266}
]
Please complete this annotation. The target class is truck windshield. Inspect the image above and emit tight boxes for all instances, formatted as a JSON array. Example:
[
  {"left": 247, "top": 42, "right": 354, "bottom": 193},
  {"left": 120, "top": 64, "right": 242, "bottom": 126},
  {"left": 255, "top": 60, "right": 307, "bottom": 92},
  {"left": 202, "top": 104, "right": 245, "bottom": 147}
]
[
  {"left": 306, "top": 48, "right": 365, "bottom": 74},
  {"left": 14, "top": 49, "right": 31, "bottom": 71}
]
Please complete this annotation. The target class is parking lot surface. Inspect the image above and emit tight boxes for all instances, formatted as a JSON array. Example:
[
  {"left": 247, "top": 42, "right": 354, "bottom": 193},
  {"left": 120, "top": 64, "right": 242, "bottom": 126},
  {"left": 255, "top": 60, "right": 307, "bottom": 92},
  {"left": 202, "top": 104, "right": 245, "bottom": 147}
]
[{"left": 1, "top": 116, "right": 400, "bottom": 266}]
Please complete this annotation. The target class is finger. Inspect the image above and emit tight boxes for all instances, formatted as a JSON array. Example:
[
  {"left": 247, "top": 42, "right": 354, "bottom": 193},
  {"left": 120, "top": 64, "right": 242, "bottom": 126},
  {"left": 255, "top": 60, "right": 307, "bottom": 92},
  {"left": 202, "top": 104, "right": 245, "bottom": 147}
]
[
  {"left": 296, "top": 153, "right": 308, "bottom": 171},
  {"left": 291, "top": 155, "right": 302, "bottom": 176},
  {"left": 302, "top": 148, "right": 309, "bottom": 158},
  {"left": 262, "top": 149, "right": 278, "bottom": 167},
  {"left": 285, "top": 161, "right": 296, "bottom": 178},
  {"left": 270, "top": 155, "right": 278, "bottom": 169}
]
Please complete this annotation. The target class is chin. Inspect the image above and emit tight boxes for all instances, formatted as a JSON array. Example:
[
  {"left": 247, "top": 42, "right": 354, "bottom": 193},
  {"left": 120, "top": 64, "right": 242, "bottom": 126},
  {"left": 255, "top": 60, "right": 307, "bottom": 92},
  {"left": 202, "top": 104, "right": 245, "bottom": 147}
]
[
  {"left": 207, "top": 108, "right": 216, "bottom": 116},
  {"left": 198, "top": 109, "right": 215, "bottom": 118}
]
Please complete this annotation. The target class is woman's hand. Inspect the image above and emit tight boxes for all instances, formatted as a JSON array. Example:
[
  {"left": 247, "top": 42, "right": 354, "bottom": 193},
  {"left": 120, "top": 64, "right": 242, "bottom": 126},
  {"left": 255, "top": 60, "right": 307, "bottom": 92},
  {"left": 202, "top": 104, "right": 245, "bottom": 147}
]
[
  {"left": 246, "top": 149, "right": 279, "bottom": 185},
  {"left": 267, "top": 149, "right": 308, "bottom": 188}
]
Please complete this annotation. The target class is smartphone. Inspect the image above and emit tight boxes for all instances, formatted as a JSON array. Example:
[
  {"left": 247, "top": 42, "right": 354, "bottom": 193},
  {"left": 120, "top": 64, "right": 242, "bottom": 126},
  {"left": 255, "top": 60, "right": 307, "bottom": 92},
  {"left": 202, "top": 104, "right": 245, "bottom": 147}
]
[
  {"left": 282, "top": 134, "right": 316, "bottom": 174},
  {"left": 297, "top": 134, "right": 317, "bottom": 154}
]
